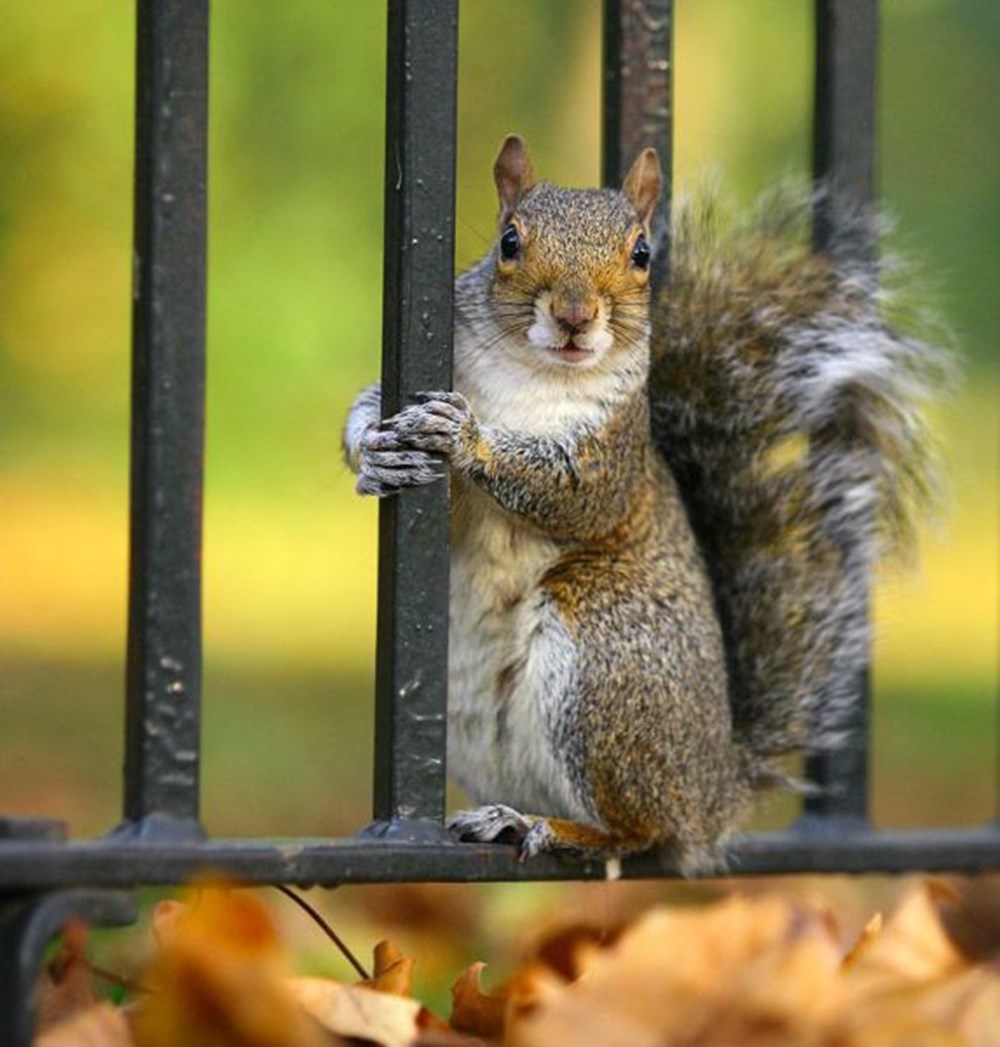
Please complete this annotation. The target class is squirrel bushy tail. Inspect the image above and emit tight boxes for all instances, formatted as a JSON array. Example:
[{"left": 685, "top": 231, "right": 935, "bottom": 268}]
[{"left": 649, "top": 184, "right": 950, "bottom": 779}]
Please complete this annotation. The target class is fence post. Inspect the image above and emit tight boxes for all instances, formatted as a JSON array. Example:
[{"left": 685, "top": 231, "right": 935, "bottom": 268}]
[
  {"left": 117, "top": 0, "right": 209, "bottom": 841},
  {"left": 367, "top": 0, "right": 458, "bottom": 841},
  {"left": 602, "top": 0, "right": 673, "bottom": 284},
  {"left": 802, "top": 0, "right": 879, "bottom": 829}
]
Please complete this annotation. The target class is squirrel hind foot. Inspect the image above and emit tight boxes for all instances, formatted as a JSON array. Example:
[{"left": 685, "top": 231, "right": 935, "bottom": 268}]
[
  {"left": 449, "top": 805, "right": 590, "bottom": 861},
  {"left": 448, "top": 804, "right": 559, "bottom": 860},
  {"left": 448, "top": 804, "right": 537, "bottom": 854},
  {"left": 448, "top": 805, "right": 699, "bottom": 867}
]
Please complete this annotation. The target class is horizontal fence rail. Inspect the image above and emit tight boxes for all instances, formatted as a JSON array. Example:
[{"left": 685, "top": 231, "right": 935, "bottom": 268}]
[
  {"left": 2, "top": 0, "right": 999, "bottom": 1041},
  {"left": 2, "top": 829, "right": 1000, "bottom": 891}
]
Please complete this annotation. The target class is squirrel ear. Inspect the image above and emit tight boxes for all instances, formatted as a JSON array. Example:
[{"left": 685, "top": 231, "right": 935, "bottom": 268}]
[
  {"left": 622, "top": 148, "right": 663, "bottom": 230},
  {"left": 494, "top": 135, "right": 535, "bottom": 224}
]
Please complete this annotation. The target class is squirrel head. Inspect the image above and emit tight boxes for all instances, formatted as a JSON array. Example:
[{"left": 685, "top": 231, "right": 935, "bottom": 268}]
[{"left": 488, "top": 135, "right": 662, "bottom": 371}]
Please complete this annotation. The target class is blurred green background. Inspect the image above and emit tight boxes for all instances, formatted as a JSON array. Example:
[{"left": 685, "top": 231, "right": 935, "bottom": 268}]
[{"left": 0, "top": 0, "right": 996, "bottom": 852}]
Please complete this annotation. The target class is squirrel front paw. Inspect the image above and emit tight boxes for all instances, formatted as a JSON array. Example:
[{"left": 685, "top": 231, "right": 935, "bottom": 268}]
[
  {"left": 353, "top": 391, "right": 479, "bottom": 497},
  {"left": 354, "top": 426, "right": 445, "bottom": 497},
  {"left": 380, "top": 390, "right": 480, "bottom": 466}
]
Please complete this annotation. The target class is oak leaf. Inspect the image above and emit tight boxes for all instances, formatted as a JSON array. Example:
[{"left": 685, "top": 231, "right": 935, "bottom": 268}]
[
  {"left": 839, "top": 883, "right": 1000, "bottom": 1045},
  {"left": 36, "top": 1001, "right": 134, "bottom": 1047},
  {"left": 450, "top": 962, "right": 507, "bottom": 1038},
  {"left": 360, "top": 938, "right": 415, "bottom": 996},
  {"left": 37, "top": 922, "right": 98, "bottom": 1032},
  {"left": 289, "top": 976, "right": 420, "bottom": 1046},
  {"left": 507, "top": 896, "right": 845, "bottom": 1046},
  {"left": 133, "top": 884, "right": 330, "bottom": 1047}
]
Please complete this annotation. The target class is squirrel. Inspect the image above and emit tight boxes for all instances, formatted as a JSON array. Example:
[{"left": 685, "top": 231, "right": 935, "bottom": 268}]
[{"left": 343, "top": 135, "right": 945, "bottom": 874}]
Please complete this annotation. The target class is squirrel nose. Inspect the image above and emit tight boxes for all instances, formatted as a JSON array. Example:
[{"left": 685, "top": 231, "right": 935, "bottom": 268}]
[{"left": 552, "top": 293, "right": 598, "bottom": 331}]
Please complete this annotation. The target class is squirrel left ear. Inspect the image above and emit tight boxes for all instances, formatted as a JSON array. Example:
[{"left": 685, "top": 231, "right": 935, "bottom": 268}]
[
  {"left": 494, "top": 135, "right": 535, "bottom": 225},
  {"left": 623, "top": 148, "right": 663, "bottom": 230}
]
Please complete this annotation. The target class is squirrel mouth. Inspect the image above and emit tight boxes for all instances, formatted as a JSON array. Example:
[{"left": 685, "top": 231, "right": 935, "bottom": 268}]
[{"left": 549, "top": 339, "right": 594, "bottom": 363}]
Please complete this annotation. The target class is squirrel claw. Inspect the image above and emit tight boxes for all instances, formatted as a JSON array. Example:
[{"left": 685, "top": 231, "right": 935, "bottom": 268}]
[
  {"left": 356, "top": 459, "right": 444, "bottom": 497},
  {"left": 448, "top": 803, "right": 533, "bottom": 847},
  {"left": 355, "top": 429, "right": 445, "bottom": 496},
  {"left": 379, "top": 393, "right": 477, "bottom": 458},
  {"left": 411, "top": 389, "right": 470, "bottom": 414},
  {"left": 518, "top": 820, "right": 557, "bottom": 861},
  {"left": 448, "top": 804, "right": 557, "bottom": 861}
]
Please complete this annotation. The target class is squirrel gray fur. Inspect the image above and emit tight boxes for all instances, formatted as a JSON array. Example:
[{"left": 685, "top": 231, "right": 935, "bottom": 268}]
[{"left": 343, "top": 136, "right": 946, "bottom": 873}]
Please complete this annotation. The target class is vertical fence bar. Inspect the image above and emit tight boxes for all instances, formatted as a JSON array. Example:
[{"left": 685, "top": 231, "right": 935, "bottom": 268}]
[
  {"left": 602, "top": 0, "right": 674, "bottom": 281},
  {"left": 118, "top": 0, "right": 208, "bottom": 841},
  {"left": 803, "top": 0, "right": 879, "bottom": 827},
  {"left": 369, "top": 0, "right": 458, "bottom": 839},
  {"left": 812, "top": 0, "right": 878, "bottom": 262}
]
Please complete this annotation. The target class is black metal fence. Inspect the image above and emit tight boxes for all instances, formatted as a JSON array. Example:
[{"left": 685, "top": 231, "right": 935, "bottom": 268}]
[{"left": 2, "top": 1, "right": 998, "bottom": 1041}]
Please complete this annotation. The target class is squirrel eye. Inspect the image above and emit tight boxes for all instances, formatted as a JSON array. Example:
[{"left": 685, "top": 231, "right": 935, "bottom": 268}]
[
  {"left": 630, "top": 234, "right": 651, "bottom": 270},
  {"left": 499, "top": 224, "right": 521, "bottom": 261}
]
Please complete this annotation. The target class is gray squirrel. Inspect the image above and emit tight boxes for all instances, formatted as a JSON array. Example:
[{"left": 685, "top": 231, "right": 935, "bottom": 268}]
[{"left": 343, "top": 136, "right": 945, "bottom": 873}]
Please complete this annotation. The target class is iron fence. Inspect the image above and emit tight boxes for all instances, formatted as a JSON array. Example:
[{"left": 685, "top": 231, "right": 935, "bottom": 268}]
[{"left": 2, "top": 0, "right": 998, "bottom": 1042}]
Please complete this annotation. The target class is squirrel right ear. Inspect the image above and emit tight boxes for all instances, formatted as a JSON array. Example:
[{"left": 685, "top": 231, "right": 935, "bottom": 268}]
[
  {"left": 623, "top": 148, "right": 663, "bottom": 230},
  {"left": 494, "top": 135, "right": 535, "bottom": 224}
]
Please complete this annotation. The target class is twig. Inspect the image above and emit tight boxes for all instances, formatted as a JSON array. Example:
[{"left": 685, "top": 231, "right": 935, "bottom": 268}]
[
  {"left": 88, "top": 962, "right": 151, "bottom": 997},
  {"left": 272, "top": 885, "right": 370, "bottom": 980}
]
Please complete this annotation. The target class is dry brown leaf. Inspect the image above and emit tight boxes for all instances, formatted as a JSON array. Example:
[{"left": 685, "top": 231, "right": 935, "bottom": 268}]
[
  {"left": 150, "top": 899, "right": 187, "bottom": 951},
  {"left": 948, "top": 969, "right": 1000, "bottom": 1045},
  {"left": 37, "top": 922, "right": 98, "bottom": 1032},
  {"left": 507, "top": 895, "right": 845, "bottom": 1047},
  {"left": 846, "top": 883, "right": 966, "bottom": 991},
  {"left": 416, "top": 1006, "right": 454, "bottom": 1034},
  {"left": 500, "top": 924, "right": 609, "bottom": 1029},
  {"left": 36, "top": 1001, "right": 134, "bottom": 1047},
  {"left": 360, "top": 938, "right": 415, "bottom": 997},
  {"left": 842, "top": 912, "right": 884, "bottom": 972},
  {"left": 133, "top": 884, "right": 330, "bottom": 1047},
  {"left": 450, "top": 962, "right": 507, "bottom": 1038},
  {"left": 413, "top": 1031, "right": 487, "bottom": 1047},
  {"left": 939, "top": 877, "right": 1000, "bottom": 963},
  {"left": 48, "top": 876, "right": 1000, "bottom": 1047},
  {"left": 502, "top": 958, "right": 572, "bottom": 1030},
  {"left": 449, "top": 927, "right": 607, "bottom": 1041},
  {"left": 530, "top": 923, "right": 608, "bottom": 983},
  {"left": 842, "top": 966, "right": 1000, "bottom": 1046},
  {"left": 510, "top": 1003, "right": 661, "bottom": 1047},
  {"left": 289, "top": 976, "right": 419, "bottom": 1046}
]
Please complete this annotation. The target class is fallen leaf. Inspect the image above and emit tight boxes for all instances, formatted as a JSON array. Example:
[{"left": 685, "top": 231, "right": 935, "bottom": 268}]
[
  {"left": 450, "top": 962, "right": 506, "bottom": 1038},
  {"left": 416, "top": 1002, "right": 457, "bottom": 1037},
  {"left": 938, "top": 877, "right": 1000, "bottom": 963},
  {"left": 133, "top": 884, "right": 330, "bottom": 1047},
  {"left": 530, "top": 923, "right": 608, "bottom": 983},
  {"left": 36, "top": 1001, "right": 134, "bottom": 1047},
  {"left": 37, "top": 922, "right": 97, "bottom": 1032},
  {"left": 846, "top": 883, "right": 965, "bottom": 990},
  {"left": 150, "top": 899, "right": 187, "bottom": 951},
  {"left": 842, "top": 913, "right": 884, "bottom": 972},
  {"left": 841, "top": 963, "right": 1000, "bottom": 1045},
  {"left": 507, "top": 896, "right": 845, "bottom": 1046},
  {"left": 289, "top": 976, "right": 419, "bottom": 1046},
  {"left": 361, "top": 939, "right": 414, "bottom": 997}
]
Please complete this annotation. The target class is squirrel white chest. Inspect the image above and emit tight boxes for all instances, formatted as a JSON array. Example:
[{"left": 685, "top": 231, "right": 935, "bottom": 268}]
[
  {"left": 446, "top": 483, "right": 566, "bottom": 806},
  {"left": 444, "top": 334, "right": 618, "bottom": 819}
]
